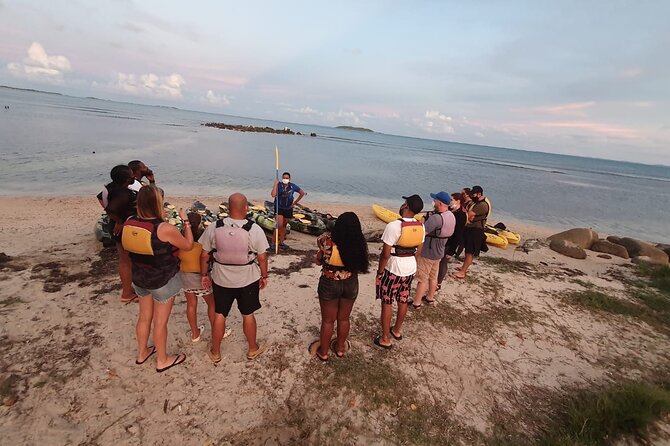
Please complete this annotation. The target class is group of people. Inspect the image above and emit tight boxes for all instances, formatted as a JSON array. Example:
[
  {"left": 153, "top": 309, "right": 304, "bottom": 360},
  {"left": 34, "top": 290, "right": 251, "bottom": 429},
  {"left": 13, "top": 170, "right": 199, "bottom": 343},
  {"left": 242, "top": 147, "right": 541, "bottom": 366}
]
[{"left": 98, "top": 162, "right": 490, "bottom": 370}]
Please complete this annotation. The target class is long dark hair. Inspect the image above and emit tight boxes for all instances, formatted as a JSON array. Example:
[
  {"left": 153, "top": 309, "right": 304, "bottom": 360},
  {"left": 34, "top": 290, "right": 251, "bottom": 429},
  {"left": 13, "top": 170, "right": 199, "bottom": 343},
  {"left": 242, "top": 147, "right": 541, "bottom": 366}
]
[{"left": 331, "top": 212, "right": 369, "bottom": 274}]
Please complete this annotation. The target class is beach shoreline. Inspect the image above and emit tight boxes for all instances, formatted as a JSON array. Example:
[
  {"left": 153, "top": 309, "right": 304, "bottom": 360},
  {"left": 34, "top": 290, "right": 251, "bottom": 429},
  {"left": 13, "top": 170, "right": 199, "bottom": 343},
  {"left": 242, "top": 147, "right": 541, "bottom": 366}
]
[{"left": 1, "top": 195, "right": 669, "bottom": 444}]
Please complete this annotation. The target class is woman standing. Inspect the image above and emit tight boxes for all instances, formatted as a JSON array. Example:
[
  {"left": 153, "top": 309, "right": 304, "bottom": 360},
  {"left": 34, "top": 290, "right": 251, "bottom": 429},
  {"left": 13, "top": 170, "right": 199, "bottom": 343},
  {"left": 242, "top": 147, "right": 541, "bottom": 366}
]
[
  {"left": 122, "top": 185, "right": 193, "bottom": 372},
  {"left": 309, "top": 212, "right": 369, "bottom": 360}
]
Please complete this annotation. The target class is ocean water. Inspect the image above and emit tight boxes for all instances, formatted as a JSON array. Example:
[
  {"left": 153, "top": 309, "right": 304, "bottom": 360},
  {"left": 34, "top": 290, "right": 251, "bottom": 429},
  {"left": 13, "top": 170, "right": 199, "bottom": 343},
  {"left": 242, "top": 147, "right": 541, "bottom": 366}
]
[{"left": 1, "top": 86, "right": 669, "bottom": 242}]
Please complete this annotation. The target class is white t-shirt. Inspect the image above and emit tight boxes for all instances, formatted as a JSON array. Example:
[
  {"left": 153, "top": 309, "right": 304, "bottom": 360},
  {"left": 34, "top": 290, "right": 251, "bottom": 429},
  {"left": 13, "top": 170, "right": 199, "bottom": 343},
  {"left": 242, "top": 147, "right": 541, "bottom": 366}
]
[
  {"left": 381, "top": 218, "right": 425, "bottom": 277},
  {"left": 200, "top": 217, "right": 270, "bottom": 288},
  {"left": 128, "top": 179, "right": 142, "bottom": 192}
]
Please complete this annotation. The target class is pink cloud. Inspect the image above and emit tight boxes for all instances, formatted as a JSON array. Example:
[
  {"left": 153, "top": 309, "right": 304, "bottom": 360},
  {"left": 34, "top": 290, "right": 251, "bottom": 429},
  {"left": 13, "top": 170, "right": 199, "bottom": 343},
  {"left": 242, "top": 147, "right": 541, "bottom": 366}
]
[{"left": 539, "top": 121, "right": 639, "bottom": 139}]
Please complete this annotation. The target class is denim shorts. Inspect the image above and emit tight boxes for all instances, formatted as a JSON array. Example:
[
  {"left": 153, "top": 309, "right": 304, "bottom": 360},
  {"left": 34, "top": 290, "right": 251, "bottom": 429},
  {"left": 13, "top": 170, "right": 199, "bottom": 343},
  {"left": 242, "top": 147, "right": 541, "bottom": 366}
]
[
  {"left": 317, "top": 275, "right": 359, "bottom": 301},
  {"left": 133, "top": 273, "right": 183, "bottom": 303}
]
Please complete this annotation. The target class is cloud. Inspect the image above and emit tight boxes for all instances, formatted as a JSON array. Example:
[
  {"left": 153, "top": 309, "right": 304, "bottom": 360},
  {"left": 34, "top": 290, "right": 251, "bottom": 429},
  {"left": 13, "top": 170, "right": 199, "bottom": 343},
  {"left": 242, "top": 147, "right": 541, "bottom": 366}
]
[
  {"left": 539, "top": 121, "right": 639, "bottom": 139},
  {"left": 205, "top": 90, "right": 230, "bottom": 106},
  {"left": 418, "top": 110, "right": 455, "bottom": 134},
  {"left": 108, "top": 72, "right": 185, "bottom": 99},
  {"left": 287, "top": 106, "right": 363, "bottom": 125},
  {"left": 7, "top": 42, "right": 71, "bottom": 83},
  {"left": 521, "top": 101, "right": 596, "bottom": 117},
  {"left": 119, "top": 21, "right": 144, "bottom": 33}
]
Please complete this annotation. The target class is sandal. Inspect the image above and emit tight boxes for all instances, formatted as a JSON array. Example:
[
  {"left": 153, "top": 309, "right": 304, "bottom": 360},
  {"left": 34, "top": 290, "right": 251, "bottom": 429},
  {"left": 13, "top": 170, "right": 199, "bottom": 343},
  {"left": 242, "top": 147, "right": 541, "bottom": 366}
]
[
  {"left": 207, "top": 349, "right": 221, "bottom": 364},
  {"left": 373, "top": 335, "right": 393, "bottom": 350},
  {"left": 308, "top": 340, "right": 328, "bottom": 361},
  {"left": 135, "top": 346, "right": 156, "bottom": 365},
  {"left": 390, "top": 329, "right": 403, "bottom": 341},
  {"left": 120, "top": 294, "right": 138, "bottom": 304},
  {"left": 190, "top": 325, "right": 205, "bottom": 343},
  {"left": 408, "top": 298, "right": 422, "bottom": 309},
  {"left": 156, "top": 354, "right": 186, "bottom": 373},
  {"left": 246, "top": 341, "right": 268, "bottom": 360},
  {"left": 330, "top": 338, "right": 351, "bottom": 358}
]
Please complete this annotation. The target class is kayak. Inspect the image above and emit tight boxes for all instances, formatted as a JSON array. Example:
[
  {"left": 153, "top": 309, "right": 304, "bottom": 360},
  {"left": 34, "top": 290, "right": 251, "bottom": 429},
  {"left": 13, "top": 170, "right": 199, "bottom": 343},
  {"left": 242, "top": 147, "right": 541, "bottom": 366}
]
[
  {"left": 288, "top": 216, "right": 327, "bottom": 235},
  {"left": 486, "top": 225, "right": 520, "bottom": 245},
  {"left": 485, "top": 231, "right": 509, "bottom": 248},
  {"left": 250, "top": 210, "right": 291, "bottom": 234},
  {"left": 94, "top": 214, "right": 115, "bottom": 247},
  {"left": 372, "top": 204, "right": 422, "bottom": 223}
]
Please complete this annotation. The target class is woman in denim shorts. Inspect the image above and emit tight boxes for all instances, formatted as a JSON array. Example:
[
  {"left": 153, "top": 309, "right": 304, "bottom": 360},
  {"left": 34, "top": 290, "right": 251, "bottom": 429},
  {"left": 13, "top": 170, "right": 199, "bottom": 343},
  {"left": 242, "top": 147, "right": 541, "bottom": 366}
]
[
  {"left": 308, "top": 212, "right": 369, "bottom": 360},
  {"left": 122, "top": 185, "right": 194, "bottom": 373}
]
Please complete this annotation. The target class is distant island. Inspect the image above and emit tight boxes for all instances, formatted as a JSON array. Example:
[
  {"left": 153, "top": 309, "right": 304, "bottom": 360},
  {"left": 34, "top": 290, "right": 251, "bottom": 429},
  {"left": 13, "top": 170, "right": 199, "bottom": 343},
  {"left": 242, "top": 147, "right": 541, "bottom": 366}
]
[
  {"left": 203, "top": 122, "right": 317, "bottom": 136},
  {"left": 336, "top": 126, "right": 374, "bottom": 132}
]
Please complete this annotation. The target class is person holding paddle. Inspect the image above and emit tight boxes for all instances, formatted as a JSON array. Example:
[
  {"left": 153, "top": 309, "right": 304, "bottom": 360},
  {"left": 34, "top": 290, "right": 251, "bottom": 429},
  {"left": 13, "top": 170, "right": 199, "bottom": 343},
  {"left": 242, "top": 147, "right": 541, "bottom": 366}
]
[{"left": 269, "top": 171, "right": 305, "bottom": 251}]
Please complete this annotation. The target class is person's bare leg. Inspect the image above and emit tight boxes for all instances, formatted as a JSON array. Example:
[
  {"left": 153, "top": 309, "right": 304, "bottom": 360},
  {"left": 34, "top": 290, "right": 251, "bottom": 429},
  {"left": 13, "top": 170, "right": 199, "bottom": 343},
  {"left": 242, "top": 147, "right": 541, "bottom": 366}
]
[
  {"left": 427, "top": 277, "right": 439, "bottom": 301},
  {"left": 414, "top": 280, "right": 428, "bottom": 306},
  {"left": 379, "top": 302, "right": 394, "bottom": 346},
  {"left": 335, "top": 298, "right": 356, "bottom": 355},
  {"left": 184, "top": 291, "right": 200, "bottom": 340},
  {"left": 153, "top": 296, "right": 181, "bottom": 369},
  {"left": 454, "top": 254, "right": 474, "bottom": 278},
  {"left": 136, "top": 295, "right": 153, "bottom": 362},
  {"left": 210, "top": 312, "right": 226, "bottom": 358},
  {"left": 117, "top": 243, "right": 134, "bottom": 300},
  {"left": 392, "top": 303, "right": 409, "bottom": 338},
  {"left": 242, "top": 313, "right": 259, "bottom": 354},
  {"left": 277, "top": 215, "right": 286, "bottom": 245},
  {"left": 203, "top": 293, "right": 216, "bottom": 333},
  {"left": 318, "top": 299, "right": 338, "bottom": 358}
]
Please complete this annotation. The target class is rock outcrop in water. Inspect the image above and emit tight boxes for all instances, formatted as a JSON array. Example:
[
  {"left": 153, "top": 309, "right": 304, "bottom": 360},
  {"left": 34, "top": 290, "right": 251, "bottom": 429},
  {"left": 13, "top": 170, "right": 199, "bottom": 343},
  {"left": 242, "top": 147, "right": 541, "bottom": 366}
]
[{"left": 203, "top": 122, "right": 296, "bottom": 135}]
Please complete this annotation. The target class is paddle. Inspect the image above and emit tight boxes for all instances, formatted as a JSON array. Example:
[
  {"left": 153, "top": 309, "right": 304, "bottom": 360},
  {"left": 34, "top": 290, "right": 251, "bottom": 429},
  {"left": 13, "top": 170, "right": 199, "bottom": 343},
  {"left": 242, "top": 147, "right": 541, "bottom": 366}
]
[{"left": 274, "top": 145, "right": 279, "bottom": 254}]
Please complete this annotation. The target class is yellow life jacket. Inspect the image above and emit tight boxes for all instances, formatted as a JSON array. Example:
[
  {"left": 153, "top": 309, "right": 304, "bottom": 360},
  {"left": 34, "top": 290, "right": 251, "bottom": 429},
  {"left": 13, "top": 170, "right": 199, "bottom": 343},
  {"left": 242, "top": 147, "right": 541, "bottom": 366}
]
[
  {"left": 122, "top": 218, "right": 156, "bottom": 256},
  {"left": 393, "top": 219, "right": 424, "bottom": 256},
  {"left": 179, "top": 241, "right": 203, "bottom": 273},
  {"left": 326, "top": 244, "right": 345, "bottom": 268}
]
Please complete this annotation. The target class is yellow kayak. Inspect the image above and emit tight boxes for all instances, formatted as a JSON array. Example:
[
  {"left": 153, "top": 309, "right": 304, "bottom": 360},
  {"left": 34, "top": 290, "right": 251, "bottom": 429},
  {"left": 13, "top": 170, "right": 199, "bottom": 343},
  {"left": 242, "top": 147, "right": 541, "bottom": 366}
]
[
  {"left": 372, "top": 204, "right": 423, "bottom": 223},
  {"left": 485, "top": 231, "right": 509, "bottom": 248},
  {"left": 486, "top": 225, "right": 520, "bottom": 245}
]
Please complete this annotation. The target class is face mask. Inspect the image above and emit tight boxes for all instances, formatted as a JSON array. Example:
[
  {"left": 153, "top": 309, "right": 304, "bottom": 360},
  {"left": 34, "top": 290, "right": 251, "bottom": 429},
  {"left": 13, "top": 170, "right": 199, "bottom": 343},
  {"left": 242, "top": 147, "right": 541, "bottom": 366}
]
[
  {"left": 398, "top": 204, "right": 406, "bottom": 215},
  {"left": 282, "top": 179, "right": 290, "bottom": 185}
]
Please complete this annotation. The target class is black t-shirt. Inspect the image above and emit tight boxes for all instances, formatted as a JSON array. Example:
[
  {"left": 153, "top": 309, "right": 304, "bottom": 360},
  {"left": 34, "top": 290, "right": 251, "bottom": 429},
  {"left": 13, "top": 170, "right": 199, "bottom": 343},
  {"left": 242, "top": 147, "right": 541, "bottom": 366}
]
[{"left": 105, "top": 184, "right": 137, "bottom": 223}]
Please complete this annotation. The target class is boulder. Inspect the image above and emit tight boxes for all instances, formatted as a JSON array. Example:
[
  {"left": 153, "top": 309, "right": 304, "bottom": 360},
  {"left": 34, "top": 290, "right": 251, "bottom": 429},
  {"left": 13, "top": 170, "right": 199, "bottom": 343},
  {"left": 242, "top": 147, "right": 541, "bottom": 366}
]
[
  {"left": 548, "top": 228, "right": 599, "bottom": 249},
  {"left": 597, "top": 254, "right": 612, "bottom": 259},
  {"left": 549, "top": 239, "right": 587, "bottom": 259},
  {"left": 606, "top": 235, "right": 622, "bottom": 244},
  {"left": 613, "top": 237, "right": 669, "bottom": 263},
  {"left": 656, "top": 243, "right": 670, "bottom": 258},
  {"left": 632, "top": 256, "right": 669, "bottom": 266},
  {"left": 590, "top": 240, "right": 629, "bottom": 259}
]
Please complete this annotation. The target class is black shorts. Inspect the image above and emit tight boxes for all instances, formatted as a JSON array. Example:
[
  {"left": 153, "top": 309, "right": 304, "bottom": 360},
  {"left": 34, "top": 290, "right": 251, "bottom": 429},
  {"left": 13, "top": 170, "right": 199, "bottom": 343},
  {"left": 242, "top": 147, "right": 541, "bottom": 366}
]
[
  {"left": 317, "top": 274, "right": 359, "bottom": 301},
  {"left": 212, "top": 280, "right": 261, "bottom": 317},
  {"left": 277, "top": 208, "right": 293, "bottom": 219},
  {"left": 464, "top": 227, "right": 486, "bottom": 256}
]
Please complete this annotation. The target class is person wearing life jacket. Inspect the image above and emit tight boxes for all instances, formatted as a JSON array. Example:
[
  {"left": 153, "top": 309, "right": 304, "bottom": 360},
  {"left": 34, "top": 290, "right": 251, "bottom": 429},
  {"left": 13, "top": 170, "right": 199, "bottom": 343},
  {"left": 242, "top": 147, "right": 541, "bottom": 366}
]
[
  {"left": 178, "top": 212, "right": 219, "bottom": 343},
  {"left": 374, "top": 194, "right": 424, "bottom": 349},
  {"left": 199, "top": 193, "right": 270, "bottom": 363},
  {"left": 451, "top": 185, "right": 489, "bottom": 280},
  {"left": 411, "top": 191, "right": 456, "bottom": 308},
  {"left": 103, "top": 164, "right": 138, "bottom": 303},
  {"left": 122, "top": 185, "right": 193, "bottom": 373},
  {"left": 437, "top": 192, "right": 467, "bottom": 287},
  {"left": 308, "top": 212, "right": 369, "bottom": 361},
  {"left": 269, "top": 171, "right": 305, "bottom": 251}
]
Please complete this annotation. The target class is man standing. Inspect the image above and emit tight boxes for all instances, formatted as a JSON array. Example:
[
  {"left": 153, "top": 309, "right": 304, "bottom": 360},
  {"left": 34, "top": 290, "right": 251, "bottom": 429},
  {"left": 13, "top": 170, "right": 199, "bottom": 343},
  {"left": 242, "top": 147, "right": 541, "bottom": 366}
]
[
  {"left": 451, "top": 186, "right": 489, "bottom": 280},
  {"left": 128, "top": 160, "right": 156, "bottom": 191},
  {"left": 200, "top": 193, "right": 270, "bottom": 362},
  {"left": 374, "top": 194, "right": 424, "bottom": 349},
  {"left": 411, "top": 191, "right": 455, "bottom": 308},
  {"left": 269, "top": 171, "right": 305, "bottom": 251}
]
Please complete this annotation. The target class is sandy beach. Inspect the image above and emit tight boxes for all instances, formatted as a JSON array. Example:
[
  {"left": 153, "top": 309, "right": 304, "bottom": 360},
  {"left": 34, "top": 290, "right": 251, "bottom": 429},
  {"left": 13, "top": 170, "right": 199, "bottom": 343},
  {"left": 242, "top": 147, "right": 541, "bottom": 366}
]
[{"left": 0, "top": 195, "right": 669, "bottom": 445}]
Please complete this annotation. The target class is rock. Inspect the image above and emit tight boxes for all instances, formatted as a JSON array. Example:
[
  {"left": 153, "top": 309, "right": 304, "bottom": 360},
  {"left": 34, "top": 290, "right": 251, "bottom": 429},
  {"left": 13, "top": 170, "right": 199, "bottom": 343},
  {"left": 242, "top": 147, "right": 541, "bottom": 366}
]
[
  {"left": 606, "top": 235, "right": 622, "bottom": 244},
  {"left": 549, "top": 239, "right": 587, "bottom": 259},
  {"left": 548, "top": 228, "right": 599, "bottom": 249},
  {"left": 590, "top": 240, "right": 630, "bottom": 259},
  {"left": 613, "top": 238, "right": 669, "bottom": 263},
  {"left": 656, "top": 243, "right": 670, "bottom": 258},
  {"left": 632, "top": 256, "right": 669, "bottom": 266},
  {"left": 597, "top": 254, "right": 612, "bottom": 259},
  {"left": 364, "top": 230, "right": 383, "bottom": 243}
]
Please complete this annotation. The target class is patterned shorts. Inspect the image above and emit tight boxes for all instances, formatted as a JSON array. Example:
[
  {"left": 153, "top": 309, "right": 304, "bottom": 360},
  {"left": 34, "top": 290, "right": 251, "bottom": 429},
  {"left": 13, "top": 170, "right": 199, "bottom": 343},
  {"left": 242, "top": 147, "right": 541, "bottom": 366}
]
[
  {"left": 375, "top": 269, "right": 414, "bottom": 305},
  {"left": 183, "top": 288, "right": 211, "bottom": 299}
]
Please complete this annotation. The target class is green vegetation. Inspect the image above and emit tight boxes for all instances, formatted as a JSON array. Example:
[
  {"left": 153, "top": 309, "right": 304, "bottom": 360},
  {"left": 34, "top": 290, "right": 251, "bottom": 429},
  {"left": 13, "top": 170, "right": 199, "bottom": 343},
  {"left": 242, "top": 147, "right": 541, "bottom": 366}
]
[
  {"left": 560, "top": 289, "right": 646, "bottom": 318},
  {"left": 637, "top": 263, "right": 670, "bottom": 295},
  {"left": 335, "top": 125, "right": 374, "bottom": 132}
]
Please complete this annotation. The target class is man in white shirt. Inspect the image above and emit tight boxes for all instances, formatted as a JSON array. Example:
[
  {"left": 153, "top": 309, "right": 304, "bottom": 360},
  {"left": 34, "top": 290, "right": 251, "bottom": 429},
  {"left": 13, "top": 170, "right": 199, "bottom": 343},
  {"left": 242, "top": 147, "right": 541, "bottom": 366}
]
[
  {"left": 200, "top": 193, "right": 270, "bottom": 362},
  {"left": 128, "top": 160, "right": 155, "bottom": 191},
  {"left": 374, "top": 194, "right": 424, "bottom": 349}
]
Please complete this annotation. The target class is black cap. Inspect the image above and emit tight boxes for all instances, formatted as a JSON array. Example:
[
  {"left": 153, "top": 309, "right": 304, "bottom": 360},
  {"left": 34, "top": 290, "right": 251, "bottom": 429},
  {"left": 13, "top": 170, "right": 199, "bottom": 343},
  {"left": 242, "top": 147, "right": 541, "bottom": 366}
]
[
  {"left": 401, "top": 194, "right": 424, "bottom": 214},
  {"left": 471, "top": 185, "right": 483, "bottom": 195}
]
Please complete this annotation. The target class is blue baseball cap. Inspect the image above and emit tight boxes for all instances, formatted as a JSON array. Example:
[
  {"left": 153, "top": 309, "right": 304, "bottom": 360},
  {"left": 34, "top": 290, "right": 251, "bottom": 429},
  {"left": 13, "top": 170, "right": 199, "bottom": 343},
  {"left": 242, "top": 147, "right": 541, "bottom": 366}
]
[{"left": 430, "top": 191, "right": 451, "bottom": 205}]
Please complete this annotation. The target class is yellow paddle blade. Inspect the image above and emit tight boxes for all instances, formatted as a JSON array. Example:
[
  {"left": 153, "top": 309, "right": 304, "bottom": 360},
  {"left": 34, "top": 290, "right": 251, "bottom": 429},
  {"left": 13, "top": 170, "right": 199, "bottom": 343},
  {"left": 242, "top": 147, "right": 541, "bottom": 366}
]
[
  {"left": 251, "top": 205, "right": 265, "bottom": 211},
  {"left": 299, "top": 218, "right": 311, "bottom": 224},
  {"left": 293, "top": 213, "right": 305, "bottom": 219}
]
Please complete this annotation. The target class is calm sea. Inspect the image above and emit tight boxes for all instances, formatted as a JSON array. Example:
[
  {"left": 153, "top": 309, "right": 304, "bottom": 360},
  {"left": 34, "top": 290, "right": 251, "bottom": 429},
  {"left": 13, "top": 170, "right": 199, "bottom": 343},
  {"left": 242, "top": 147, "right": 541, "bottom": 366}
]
[{"left": 1, "top": 87, "right": 668, "bottom": 242}]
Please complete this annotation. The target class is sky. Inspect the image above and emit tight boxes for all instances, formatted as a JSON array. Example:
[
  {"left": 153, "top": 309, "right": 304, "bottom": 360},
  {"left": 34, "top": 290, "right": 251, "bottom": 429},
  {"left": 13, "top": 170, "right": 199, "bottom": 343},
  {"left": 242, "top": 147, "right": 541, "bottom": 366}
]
[{"left": 1, "top": 0, "right": 669, "bottom": 165}]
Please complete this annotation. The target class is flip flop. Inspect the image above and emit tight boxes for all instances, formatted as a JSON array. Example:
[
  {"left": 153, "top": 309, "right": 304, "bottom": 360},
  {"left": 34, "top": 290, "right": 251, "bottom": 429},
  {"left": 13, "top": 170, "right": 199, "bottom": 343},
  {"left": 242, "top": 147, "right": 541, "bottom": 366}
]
[
  {"left": 425, "top": 298, "right": 436, "bottom": 305},
  {"left": 308, "top": 340, "right": 328, "bottom": 361},
  {"left": 190, "top": 325, "right": 205, "bottom": 343},
  {"left": 135, "top": 346, "right": 156, "bottom": 365},
  {"left": 121, "top": 294, "right": 139, "bottom": 304},
  {"left": 207, "top": 349, "right": 221, "bottom": 364},
  {"left": 330, "top": 338, "right": 351, "bottom": 358},
  {"left": 373, "top": 335, "right": 393, "bottom": 350},
  {"left": 390, "top": 329, "right": 403, "bottom": 341},
  {"left": 450, "top": 273, "right": 466, "bottom": 280},
  {"left": 408, "top": 298, "right": 422, "bottom": 309},
  {"left": 156, "top": 354, "right": 186, "bottom": 373},
  {"left": 247, "top": 341, "right": 268, "bottom": 360}
]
